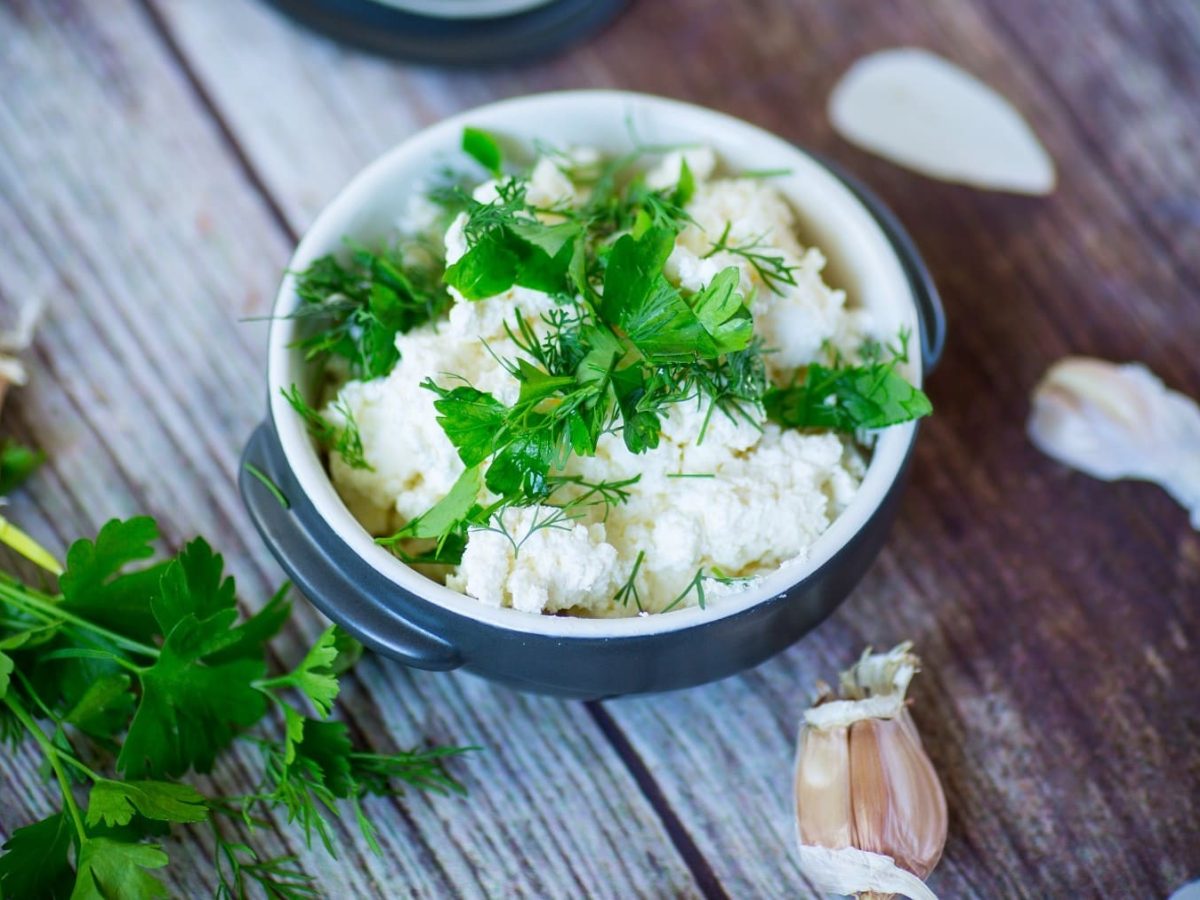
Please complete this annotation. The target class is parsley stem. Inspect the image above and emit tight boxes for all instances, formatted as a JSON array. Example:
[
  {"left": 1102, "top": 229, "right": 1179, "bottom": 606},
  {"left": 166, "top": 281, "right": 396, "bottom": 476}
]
[
  {"left": 3, "top": 692, "right": 88, "bottom": 841},
  {"left": 0, "top": 584, "right": 160, "bottom": 659},
  {"left": 0, "top": 514, "right": 63, "bottom": 575}
]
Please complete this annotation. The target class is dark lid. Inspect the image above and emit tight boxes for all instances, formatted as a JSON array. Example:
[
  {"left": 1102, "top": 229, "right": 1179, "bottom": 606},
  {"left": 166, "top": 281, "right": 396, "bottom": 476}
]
[{"left": 264, "top": 0, "right": 629, "bottom": 65}]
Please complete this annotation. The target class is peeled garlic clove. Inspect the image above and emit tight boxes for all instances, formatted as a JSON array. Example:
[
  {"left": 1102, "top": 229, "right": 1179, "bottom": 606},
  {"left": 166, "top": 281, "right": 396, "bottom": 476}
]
[
  {"left": 1029, "top": 357, "right": 1200, "bottom": 528},
  {"left": 829, "top": 47, "right": 1055, "bottom": 195},
  {"left": 795, "top": 644, "right": 947, "bottom": 900}
]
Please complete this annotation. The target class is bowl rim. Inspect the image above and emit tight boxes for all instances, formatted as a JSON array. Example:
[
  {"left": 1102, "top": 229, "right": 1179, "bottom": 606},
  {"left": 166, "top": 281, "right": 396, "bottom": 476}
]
[{"left": 266, "top": 89, "right": 922, "bottom": 639}]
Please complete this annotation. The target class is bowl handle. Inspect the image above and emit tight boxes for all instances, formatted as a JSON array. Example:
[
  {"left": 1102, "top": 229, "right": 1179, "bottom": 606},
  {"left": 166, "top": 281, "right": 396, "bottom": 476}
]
[
  {"left": 820, "top": 157, "right": 948, "bottom": 374},
  {"left": 239, "top": 421, "right": 463, "bottom": 671}
]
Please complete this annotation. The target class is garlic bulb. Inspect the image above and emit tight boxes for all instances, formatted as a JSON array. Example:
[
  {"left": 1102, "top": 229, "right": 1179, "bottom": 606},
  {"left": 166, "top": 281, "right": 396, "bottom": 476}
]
[
  {"left": 795, "top": 643, "right": 947, "bottom": 900},
  {"left": 1028, "top": 357, "right": 1200, "bottom": 529}
]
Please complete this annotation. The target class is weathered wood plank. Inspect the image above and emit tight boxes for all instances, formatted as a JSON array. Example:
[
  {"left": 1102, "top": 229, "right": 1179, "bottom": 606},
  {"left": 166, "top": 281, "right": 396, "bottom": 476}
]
[
  {"left": 0, "top": 2, "right": 700, "bottom": 896},
  {"left": 149, "top": 0, "right": 1200, "bottom": 896}
]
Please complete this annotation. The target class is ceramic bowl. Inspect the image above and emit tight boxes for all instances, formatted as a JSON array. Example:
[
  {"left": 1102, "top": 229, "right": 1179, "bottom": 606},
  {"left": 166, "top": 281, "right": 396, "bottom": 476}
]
[{"left": 240, "top": 90, "right": 945, "bottom": 699}]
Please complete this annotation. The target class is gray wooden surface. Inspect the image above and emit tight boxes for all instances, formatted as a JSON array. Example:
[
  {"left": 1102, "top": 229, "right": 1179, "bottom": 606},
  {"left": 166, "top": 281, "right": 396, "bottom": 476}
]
[{"left": 2, "top": 0, "right": 1199, "bottom": 897}]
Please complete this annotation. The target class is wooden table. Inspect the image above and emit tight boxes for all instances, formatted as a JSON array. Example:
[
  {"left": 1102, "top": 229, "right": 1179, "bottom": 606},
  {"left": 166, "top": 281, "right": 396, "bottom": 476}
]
[{"left": 3, "top": 1, "right": 1198, "bottom": 896}]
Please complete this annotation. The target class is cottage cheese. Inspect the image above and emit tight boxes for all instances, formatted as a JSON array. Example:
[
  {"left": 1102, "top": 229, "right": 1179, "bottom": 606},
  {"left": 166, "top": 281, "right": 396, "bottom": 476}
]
[{"left": 327, "top": 148, "right": 870, "bottom": 616}]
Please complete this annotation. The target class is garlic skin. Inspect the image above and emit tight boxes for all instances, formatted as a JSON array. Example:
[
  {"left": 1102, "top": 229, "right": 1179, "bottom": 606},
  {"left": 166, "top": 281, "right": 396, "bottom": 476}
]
[
  {"left": 794, "top": 644, "right": 948, "bottom": 900},
  {"left": 0, "top": 296, "right": 43, "bottom": 412},
  {"left": 1028, "top": 357, "right": 1200, "bottom": 529}
]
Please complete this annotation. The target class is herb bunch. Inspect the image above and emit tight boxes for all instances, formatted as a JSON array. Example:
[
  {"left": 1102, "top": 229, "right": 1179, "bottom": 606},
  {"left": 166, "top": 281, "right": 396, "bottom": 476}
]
[{"left": 0, "top": 514, "right": 472, "bottom": 899}]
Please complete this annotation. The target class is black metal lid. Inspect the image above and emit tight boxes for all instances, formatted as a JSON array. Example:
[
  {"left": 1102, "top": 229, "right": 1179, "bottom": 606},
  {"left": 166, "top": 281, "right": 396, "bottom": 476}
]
[{"left": 264, "top": 0, "right": 629, "bottom": 65}]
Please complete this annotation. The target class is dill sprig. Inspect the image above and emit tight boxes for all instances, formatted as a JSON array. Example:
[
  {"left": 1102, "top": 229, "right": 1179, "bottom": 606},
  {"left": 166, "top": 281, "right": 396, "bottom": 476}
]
[
  {"left": 283, "top": 385, "right": 372, "bottom": 471},
  {"left": 702, "top": 221, "right": 800, "bottom": 296},
  {"left": 661, "top": 567, "right": 708, "bottom": 613},
  {"left": 291, "top": 241, "right": 450, "bottom": 380},
  {"left": 613, "top": 550, "right": 646, "bottom": 612}
]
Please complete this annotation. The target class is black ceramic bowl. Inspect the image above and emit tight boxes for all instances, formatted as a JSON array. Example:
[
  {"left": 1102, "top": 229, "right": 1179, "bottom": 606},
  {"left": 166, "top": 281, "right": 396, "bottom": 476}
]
[{"left": 240, "top": 91, "right": 945, "bottom": 700}]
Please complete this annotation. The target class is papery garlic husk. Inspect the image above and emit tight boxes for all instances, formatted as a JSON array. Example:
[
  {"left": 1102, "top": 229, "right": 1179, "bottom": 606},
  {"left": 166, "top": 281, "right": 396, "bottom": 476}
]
[
  {"left": 1028, "top": 357, "right": 1200, "bottom": 529},
  {"left": 795, "top": 643, "right": 947, "bottom": 900},
  {"left": 0, "top": 296, "right": 42, "bottom": 414}
]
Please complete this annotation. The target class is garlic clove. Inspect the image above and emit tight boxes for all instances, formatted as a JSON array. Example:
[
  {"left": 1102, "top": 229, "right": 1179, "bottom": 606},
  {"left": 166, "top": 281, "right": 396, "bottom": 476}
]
[
  {"left": 1029, "top": 357, "right": 1200, "bottom": 528},
  {"left": 829, "top": 47, "right": 1055, "bottom": 195},
  {"left": 795, "top": 724, "right": 852, "bottom": 850},
  {"left": 860, "top": 714, "right": 948, "bottom": 880}
]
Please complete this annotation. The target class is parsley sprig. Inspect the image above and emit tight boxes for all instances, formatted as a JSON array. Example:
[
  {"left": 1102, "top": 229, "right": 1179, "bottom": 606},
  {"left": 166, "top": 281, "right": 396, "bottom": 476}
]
[
  {"left": 0, "top": 516, "right": 474, "bottom": 899},
  {"left": 764, "top": 334, "right": 932, "bottom": 431}
]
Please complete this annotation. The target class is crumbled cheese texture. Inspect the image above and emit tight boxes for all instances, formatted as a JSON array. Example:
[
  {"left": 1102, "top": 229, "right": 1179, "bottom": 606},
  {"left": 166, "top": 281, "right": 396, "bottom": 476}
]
[{"left": 327, "top": 147, "right": 870, "bottom": 616}]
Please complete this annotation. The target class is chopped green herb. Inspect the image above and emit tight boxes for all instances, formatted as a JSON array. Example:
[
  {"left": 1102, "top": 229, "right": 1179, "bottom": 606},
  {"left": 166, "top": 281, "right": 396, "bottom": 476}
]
[
  {"left": 283, "top": 385, "right": 372, "bottom": 471},
  {"left": 613, "top": 550, "right": 646, "bottom": 612},
  {"left": 661, "top": 567, "right": 708, "bottom": 613},
  {"left": 291, "top": 242, "right": 450, "bottom": 380},
  {"left": 243, "top": 462, "right": 289, "bottom": 510},
  {"left": 702, "top": 221, "right": 800, "bottom": 296},
  {"left": 461, "top": 127, "right": 503, "bottom": 177},
  {"left": 764, "top": 334, "right": 932, "bottom": 431}
]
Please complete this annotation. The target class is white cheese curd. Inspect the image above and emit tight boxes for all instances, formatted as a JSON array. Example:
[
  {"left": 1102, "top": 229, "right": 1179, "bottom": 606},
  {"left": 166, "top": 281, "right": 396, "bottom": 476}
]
[{"left": 325, "top": 148, "right": 872, "bottom": 617}]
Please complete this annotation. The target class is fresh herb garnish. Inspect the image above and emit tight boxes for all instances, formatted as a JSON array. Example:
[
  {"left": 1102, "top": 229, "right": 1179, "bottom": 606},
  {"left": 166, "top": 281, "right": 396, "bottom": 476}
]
[
  {"left": 613, "top": 550, "right": 646, "bottom": 612},
  {"left": 764, "top": 333, "right": 932, "bottom": 431},
  {"left": 321, "top": 129, "right": 931, "bottom": 585},
  {"left": 702, "top": 221, "right": 800, "bottom": 296},
  {"left": 291, "top": 243, "right": 450, "bottom": 381},
  {"left": 0, "top": 516, "right": 474, "bottom": 899},
  {"left": 283, "top": 385, "right": 372, "bottom": 472},
  {"left": 661, "top": 567, "right": 709, "bottom": 612},
  {"left": 461, "top": 127, "right": 503, "bottom": 177}
]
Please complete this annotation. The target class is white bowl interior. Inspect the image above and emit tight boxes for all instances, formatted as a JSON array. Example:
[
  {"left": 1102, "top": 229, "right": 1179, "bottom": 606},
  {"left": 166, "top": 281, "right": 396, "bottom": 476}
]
[{"left": 268, "top": 90, "right": 922, "bottom": 638}]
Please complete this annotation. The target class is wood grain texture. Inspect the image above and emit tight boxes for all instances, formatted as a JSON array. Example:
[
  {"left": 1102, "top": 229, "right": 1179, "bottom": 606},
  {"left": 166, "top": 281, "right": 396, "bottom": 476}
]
[
  {"left": 3, "top": 0, "right": 1199, "bottom": 896},
  {"left": 0, "top": 2, "right": 699, "bottom": 897}
]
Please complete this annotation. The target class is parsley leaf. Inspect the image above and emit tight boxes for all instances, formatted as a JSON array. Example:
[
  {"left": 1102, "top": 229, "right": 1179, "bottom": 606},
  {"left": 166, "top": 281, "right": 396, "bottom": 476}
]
[
  {"left": 461, "top": 126, "right": 503, "bottom": 176},
  {"left": 381, "top": 464, "right": 484, "bottom": 547},
  {"left": 118, "top": 611, "right": 268, "bottom": 778},
  {"left": 0, "top": 812, "right": 74, "bottom": 900},
  {"left": 62, "top": 673, "right": 136, "bottom": 741},
  {"left": 86, "top": 780, "right": 208, "bottom": 828},
  {"left": 59, "top": 517, "right": 167, "bottom": 643},
  {"left": 151, "top": 537, "right": 235, "bottom": 635},
  {"left": 764, "top": 354, "right": 932, "bottom": 431},
  {"left": 71, "top": 837, "right": 169, "bottom": 900},
  {"left": 444, "top": 217, "right": 580, "bottom": 302},
  {"left": 261, "top": 626, "right": 341, "bottom": 718},
  {"left": 425, "top": 381, "right": 506, "bottom": 467},
  {"left": 600, "top": 228, "right": 751, "bottom": 362}
]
